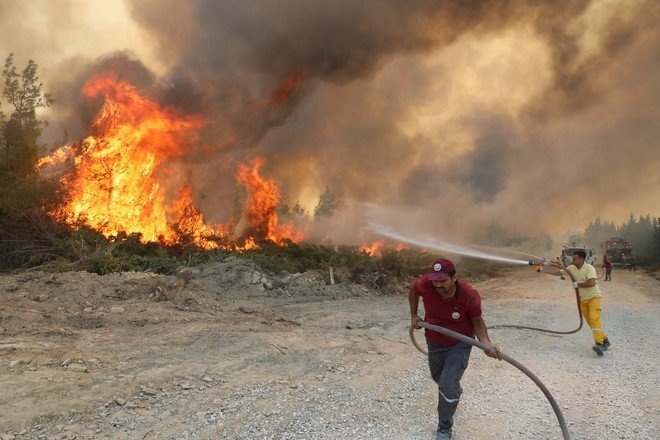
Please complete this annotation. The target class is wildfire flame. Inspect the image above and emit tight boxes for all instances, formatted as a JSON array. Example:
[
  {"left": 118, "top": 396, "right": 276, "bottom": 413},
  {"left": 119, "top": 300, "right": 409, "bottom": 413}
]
[
  {"left": 43, "top": 74, "right": 303, "bottom": 249},
  {"left": 235, "top": 157, "right": 304, "bottom": 245},
  {"left": 270, "top": 70, "right": 304, "bottom": 107},
  {"left": 37, "top": 145, "right": 74, "bottom": 168},
  {"left": 359, "top": 240, "right": 408, "bottom": 256},
  {"left": 360, "top": 240, "right": 385, "bottom": 256}
]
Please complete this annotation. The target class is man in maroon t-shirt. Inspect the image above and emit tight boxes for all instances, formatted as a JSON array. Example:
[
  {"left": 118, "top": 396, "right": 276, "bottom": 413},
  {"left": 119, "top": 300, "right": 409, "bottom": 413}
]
[{"left": 409, "top": 258, "right": 500, "bottom": 440}]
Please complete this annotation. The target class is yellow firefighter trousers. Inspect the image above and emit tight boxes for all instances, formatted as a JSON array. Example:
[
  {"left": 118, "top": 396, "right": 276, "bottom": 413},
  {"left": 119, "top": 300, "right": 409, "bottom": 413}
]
[{"left": 579, "top": 296, "right": 606, "bottom": 344}]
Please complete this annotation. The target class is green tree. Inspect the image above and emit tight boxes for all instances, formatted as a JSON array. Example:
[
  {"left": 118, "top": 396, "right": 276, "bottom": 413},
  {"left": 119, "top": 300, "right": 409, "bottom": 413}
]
[
  {"left": 291, "top": 200, "right": 307, "bottom": 217},
  {"left": 584, "top": 216, "right": 617, "bottom": 249},
  {"left": 0, "top": 53, "right": 58, "bottom": 270},
  {"left": 1, "top": 53, "right": 53, "bottom": 177},
  {"left": 580, "top": 213, "right": 658, "bottom": 266},
  {"left": 313, "top": 186, "right": 339, "bottom": 218},
  {"left": 648, "top": 217, "right": 660, "bottom": 266},
  {"left": 278, "top": 200, "right": 308, "bottom": 219},
  {"left": 618, "top": 213, "right": 655, "bottom": 264}
]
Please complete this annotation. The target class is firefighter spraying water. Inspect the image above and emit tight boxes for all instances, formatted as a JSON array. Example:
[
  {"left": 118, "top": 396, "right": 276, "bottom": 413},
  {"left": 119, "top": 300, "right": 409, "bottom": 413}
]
[
  {"left": 408, "top": 255, "right": 571, "bottom": 440},
  {"left": 363, "top": 205, "right": 617, "bottom": 439},
  {"left": 536, "top": 250, "right": 612, "bottom": 355}
]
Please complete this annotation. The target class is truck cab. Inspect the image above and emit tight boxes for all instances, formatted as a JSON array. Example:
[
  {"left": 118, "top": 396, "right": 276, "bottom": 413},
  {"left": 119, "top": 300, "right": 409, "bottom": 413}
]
[{"left": 560, "top": 247, "right": 597, "bottom": 267}]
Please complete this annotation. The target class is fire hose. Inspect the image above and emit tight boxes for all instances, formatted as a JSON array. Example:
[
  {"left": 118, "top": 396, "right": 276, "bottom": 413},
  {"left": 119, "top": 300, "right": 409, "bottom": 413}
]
[
  {"left": 489, "top": 285, "right": 583, "bottom": 334},
  {"left": 409, "top": 261, "right": 579, "bottom": 439},
  {"left": 409, "top": 322, "right": 571, "bottom": 439},
  {"left": 489, "top": 260, "right": 583, "bottom": 334}
]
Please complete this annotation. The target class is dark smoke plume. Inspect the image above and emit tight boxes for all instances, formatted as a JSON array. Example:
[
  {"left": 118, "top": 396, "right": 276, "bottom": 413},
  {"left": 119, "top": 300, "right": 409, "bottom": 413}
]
[{"left": 4, "top": 0, "right": 658, "bottom": 244}]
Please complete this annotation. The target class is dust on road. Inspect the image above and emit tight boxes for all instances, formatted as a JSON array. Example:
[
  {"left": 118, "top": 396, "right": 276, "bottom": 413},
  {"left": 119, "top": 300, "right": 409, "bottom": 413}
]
[{"left": 1, "top": 262, "right": 658, "bottom": 439}]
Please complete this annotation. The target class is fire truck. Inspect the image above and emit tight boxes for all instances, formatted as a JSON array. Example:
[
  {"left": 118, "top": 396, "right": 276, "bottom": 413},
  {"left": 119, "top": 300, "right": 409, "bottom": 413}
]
[
  {"left": 602, "top": 237, "right": 633, "bottom": 267},
  {"left": 560, "top": 245, "right": 597, "bottom": 266}
]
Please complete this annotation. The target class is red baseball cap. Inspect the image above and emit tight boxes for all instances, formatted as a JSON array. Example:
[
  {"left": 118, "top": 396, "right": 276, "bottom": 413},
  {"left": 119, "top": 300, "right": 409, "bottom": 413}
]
[{"left": 428, "top": 258, "right": 455, "bottom": 281}]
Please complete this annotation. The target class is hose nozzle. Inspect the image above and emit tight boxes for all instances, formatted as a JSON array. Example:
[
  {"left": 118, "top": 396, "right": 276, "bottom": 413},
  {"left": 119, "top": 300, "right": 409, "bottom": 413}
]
[{"left": 529, "top": 258, "right": 548, "bottom": 272}]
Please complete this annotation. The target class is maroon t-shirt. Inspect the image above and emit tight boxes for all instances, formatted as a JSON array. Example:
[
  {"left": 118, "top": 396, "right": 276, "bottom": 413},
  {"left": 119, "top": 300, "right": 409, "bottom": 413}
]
[{"left": 413, "top": 275, "right": 483, "bottom": 346}]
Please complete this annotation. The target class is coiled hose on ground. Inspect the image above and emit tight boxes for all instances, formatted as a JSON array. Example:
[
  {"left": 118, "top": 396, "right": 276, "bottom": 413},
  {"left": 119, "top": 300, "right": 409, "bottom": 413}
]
[
  {"left": 490, "top": 261, "right": 583, "bottom": 333},
  {"left": 489, "top": 283, "right": 583, "bottom": 334}
]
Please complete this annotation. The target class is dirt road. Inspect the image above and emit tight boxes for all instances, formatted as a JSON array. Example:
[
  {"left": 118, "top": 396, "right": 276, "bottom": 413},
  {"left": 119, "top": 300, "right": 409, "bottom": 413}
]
[{"left": 1, "top": 261, "right": 658, "bottom": 439}]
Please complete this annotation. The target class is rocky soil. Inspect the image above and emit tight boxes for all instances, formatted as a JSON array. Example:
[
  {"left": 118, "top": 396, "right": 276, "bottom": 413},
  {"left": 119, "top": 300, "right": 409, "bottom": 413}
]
[{"left": 0, "top": 259, "right": 658, "bottom": 439}]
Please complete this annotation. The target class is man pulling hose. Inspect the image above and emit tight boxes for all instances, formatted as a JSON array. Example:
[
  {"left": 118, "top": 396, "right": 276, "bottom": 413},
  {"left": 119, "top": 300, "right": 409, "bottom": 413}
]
[{"left": 409, "top": 258, "right": 501, "bottom": 439}]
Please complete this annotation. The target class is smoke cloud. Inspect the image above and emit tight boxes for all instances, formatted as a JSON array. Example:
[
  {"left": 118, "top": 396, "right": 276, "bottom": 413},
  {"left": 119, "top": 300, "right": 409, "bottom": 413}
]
[{"left": 2, "top": 0, "right": 658, "bottom": 247}]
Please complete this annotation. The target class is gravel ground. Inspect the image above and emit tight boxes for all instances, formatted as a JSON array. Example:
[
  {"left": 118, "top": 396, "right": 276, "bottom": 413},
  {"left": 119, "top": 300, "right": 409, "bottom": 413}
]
[{"left": 1, "top": 268, "right": 658, "bottom": 440}]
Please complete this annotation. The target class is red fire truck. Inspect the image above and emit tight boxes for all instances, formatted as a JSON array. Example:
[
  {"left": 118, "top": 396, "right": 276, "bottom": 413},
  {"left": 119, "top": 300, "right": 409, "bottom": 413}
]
[{"left": 602, "top": 237, "right": 633, "bottom": 267}]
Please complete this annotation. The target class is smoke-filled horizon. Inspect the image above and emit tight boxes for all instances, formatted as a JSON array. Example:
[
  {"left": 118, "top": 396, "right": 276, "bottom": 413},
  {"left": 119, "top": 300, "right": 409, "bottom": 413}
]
[{"left": 1, "top": 0, "right": 659, "bottom": 247}]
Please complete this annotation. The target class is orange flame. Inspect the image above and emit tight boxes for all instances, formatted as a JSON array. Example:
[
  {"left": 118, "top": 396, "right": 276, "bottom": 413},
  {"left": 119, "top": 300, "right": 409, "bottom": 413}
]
[
  {"left": 359, "top": 240, "right": 409, "bottom": 256},
  {"left": 270, "top": 70, "right": 304, "bottom": 107},
  {"left": 43, "top": 74, "right": 302, "bottom": 249},
  {"left": 37, "top": 145, "right": 74, "bottom": 168},
  {"left": 50, "top": 73, "right": 210, "bottom": 245},
  {"left": 236, "top": 157, "right": 303, "bottom": 245},
  {"left": 360, "top": 240, "right": 385, "bottom": 256},
  {"left": 37, "top": 145, "right": 75, "bottom": 179},
  {"left": 252, "top": 70, "right": 305, "bottom": 110}
]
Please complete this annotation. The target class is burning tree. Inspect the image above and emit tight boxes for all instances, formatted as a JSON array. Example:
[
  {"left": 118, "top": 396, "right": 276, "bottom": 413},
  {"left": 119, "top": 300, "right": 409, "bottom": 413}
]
[{"left": 40, "top": 73, "right": 303, "bottom": 251}]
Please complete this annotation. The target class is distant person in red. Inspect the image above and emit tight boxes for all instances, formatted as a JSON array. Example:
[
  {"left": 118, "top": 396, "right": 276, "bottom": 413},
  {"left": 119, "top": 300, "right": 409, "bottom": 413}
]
[
  {"left": 409, "top": 258, "right": 500, "bottom": 440},
  {"left": 604, "top": 256, "right": 613, "bottom": 281}
]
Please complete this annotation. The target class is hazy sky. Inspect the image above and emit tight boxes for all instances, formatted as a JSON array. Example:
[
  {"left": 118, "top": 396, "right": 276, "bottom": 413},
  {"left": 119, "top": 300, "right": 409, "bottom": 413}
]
[{"left": 1, "top": 0, "right": 658, "bottom": 247}]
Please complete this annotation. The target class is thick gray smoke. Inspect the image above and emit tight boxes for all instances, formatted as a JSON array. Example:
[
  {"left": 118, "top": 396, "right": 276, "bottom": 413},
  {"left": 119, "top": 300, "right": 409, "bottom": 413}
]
[{"left": 2, "top": 0, "right": 658, "bottom": 245}]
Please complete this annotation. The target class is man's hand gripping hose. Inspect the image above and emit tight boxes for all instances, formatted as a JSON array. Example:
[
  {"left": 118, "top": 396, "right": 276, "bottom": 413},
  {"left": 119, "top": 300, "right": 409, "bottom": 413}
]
[{"left": 409, "top": 322, "right": 571, "bottom": 440}]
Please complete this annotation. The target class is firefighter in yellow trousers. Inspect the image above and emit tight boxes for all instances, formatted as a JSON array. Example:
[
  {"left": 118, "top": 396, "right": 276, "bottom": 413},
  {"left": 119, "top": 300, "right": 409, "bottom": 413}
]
[{"left": 542, "top": 250, "right": 611, "bottom": 356}]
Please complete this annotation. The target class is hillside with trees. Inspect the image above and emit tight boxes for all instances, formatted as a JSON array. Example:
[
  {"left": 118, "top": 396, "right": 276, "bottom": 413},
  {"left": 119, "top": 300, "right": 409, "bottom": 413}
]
[{"left": 1, "top": 53, "right": 659, "bottom": 277}]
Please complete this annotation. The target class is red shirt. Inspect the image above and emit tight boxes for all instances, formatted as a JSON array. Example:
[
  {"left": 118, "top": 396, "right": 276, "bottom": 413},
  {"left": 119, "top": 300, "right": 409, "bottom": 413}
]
[{"left": 413, "top": 275, "right": 483, "bottom": 346}]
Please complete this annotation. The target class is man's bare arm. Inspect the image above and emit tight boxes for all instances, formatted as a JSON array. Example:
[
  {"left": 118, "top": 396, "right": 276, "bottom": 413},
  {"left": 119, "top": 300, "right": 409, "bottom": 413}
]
[
  {"left": 472, "top": 316, "right": 501, "bottom": 360},
  {"left": 540, "top": 263, "right": 564, "bottom": 277},
  {"left": 581, "top": 278, "right": 597, "bottom": 287}
]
